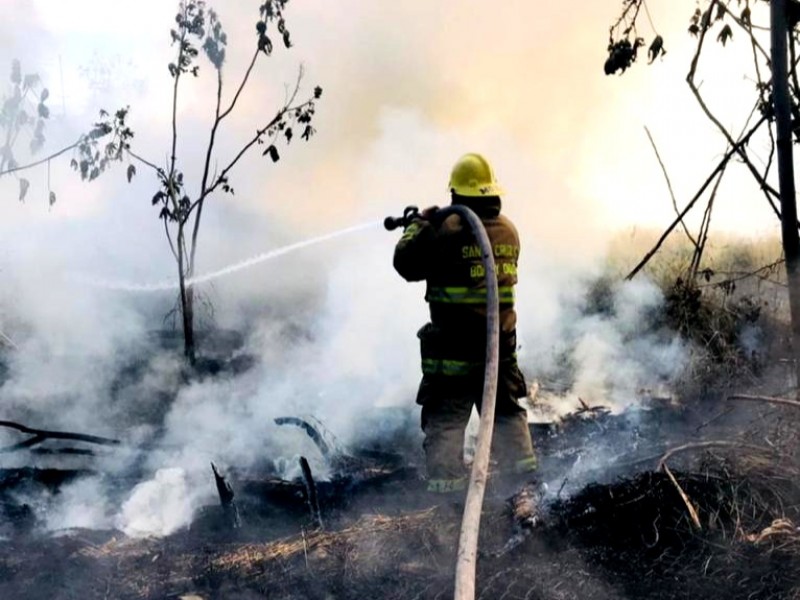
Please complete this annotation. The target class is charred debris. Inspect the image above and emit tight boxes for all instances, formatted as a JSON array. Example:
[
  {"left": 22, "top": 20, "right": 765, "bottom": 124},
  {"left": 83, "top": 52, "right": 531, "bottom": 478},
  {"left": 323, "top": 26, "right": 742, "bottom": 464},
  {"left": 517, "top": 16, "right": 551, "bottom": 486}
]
[
  {"left": 1, "top": 265, "right": 795, "bottom": 600},
  {"left": 0, "top": 387, "right": 789, "bottom": 531},
  {"left": 2, "top": 367, "right": 800, "bottom": 598}
]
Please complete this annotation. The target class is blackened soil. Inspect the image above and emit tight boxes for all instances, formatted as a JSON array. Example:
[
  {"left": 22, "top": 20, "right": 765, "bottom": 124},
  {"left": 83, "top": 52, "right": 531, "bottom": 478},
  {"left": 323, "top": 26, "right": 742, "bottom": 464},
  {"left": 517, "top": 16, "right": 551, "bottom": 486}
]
[{"left": 1, "top": 469, "right": 799, "bottom": 600}]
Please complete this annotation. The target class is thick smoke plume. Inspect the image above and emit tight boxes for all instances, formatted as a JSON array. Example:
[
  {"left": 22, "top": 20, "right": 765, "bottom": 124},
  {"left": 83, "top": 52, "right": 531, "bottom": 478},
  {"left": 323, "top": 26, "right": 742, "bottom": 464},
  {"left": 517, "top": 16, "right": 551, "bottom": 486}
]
[{"left": 0, "top": 1, "right": 706, "bottom": 536}]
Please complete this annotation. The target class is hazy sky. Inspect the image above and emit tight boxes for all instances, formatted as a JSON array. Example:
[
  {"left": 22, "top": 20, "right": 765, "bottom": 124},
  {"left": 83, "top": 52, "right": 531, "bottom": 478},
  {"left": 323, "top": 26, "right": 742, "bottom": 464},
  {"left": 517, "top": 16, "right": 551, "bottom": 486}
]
[{"left": 0, "top": 0, "right": 785, "bottom": 262}]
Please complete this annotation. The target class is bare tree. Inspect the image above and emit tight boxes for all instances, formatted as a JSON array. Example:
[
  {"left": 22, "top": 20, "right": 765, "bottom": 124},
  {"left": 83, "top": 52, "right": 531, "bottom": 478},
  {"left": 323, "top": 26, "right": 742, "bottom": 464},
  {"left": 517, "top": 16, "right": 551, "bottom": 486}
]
[
  {"left": 124, "top": 1, "right": 322, "bottom": 364},
  {"left": 606, "top": 0, "right": 800, "bottom": 389}
]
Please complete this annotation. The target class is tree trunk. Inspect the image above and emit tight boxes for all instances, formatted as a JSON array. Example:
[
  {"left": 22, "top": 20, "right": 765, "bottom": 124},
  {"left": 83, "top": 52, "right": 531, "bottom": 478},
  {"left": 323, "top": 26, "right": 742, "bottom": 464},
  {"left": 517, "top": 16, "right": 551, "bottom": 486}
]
[
  {"left": 771, "top": 0, "right": 800, "bottom": 394},
  {"left": 182, "top": 287, "right": 196, "bottom": 364},
  {"left": 177, "top": 226, "right": 196, "bottom": 365}
]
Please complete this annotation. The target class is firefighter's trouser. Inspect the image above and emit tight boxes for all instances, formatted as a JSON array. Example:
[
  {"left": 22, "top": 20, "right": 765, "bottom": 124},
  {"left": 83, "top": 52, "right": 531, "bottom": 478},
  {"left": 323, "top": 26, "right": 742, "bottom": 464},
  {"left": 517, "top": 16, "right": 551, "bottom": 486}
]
[{"left": 417, "top": 370, "right": 536, "bottom": 492}]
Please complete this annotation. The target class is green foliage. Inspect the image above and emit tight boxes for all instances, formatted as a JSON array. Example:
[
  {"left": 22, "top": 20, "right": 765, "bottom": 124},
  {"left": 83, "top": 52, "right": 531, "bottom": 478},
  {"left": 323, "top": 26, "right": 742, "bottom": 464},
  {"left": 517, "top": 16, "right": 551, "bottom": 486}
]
[
  {"left": 648, "top": 35, "right": 666, "bottom": 63},
  {"left": 69, "top": 108, "right": 134, "bottom": 182},
  {"left": 203, "top": 9, "right": 227, "bottom": 69},
  {"left": 605, "top": 37, "right": 645, "bottom": 75},
  {"left": 149, "top": 1, "right": 322, "bottom": 228},
  {"left": 605, "top": 0, "right": 748, "bottom": 76},
  {"left": 18, "top": 178, "right": 28, "bottom": 201},
  {"left": 0, "top": 59, "right": 50, "bottom": 184},
  {"left": 0, "top": 59, "right": 132, "bottom": 206},
  {"left": 716, "top": 24, "right": 733, "bottom": 46},
  {"left": 257, "top": 0, "right": 292, "bottom": 55},
  {"left": 128, "top": 0, "right": 325, "bottom": 361},
  {"left": 169, "top": 1, "right": 207, "bottom": 78}
]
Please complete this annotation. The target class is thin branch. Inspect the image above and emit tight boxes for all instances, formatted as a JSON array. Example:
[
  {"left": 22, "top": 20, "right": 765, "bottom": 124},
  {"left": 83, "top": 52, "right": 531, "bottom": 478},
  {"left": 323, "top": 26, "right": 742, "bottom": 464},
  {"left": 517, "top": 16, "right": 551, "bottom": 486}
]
[
  {"left": 697, "top": 258, "right": 786, "bottom": 288},
  {"left": 787, "top": 33, "right": 800, "bottom": 143},
  {"left": 184, "top": 68, "right": 310, "bottom": 220},
  {"left": 626, "top": 115, "right": 768, "bottom": 280},
  {"left": 645, "top": 126, "right": 698, "bottom": 249},
  {"left": 127, "top": 149, "right": 165, "bottom": 176},
  {"left": 686, "top": 5, "right": 782, "bottom": 211},
  {"left": 0, "top": 139, "right": 80, "bottom": 178},
  {"left": 180, "top": 223, "right": 189, "bottom": 261},
  {"left": 127, "top": 148, "right": 177, "bottom": 262},
  {"left": 611, "top": 0, "right": 644, "bottom": 35},
  {"left": 218, "top": 49, "right": 259, "bottom": 122},
  {"left": 190, "top": 68, "right": 225, "bottom": 275},
  {"left": 690, "top": 166, "right": 725, "bottom": 278},
  {"left": 745, "top": 6, "right": 769, "bottom": 109},
  {"left": 737, "top": 98, "right": 763, "bottom": 151},
  {"left": 168, "top": 7, "right": 187, "bottom": 181},
  {"left": 162, "top": 12, "right": 188, "bottom": 228},
  {"left": 719, "top": 3, "right": 770, "bottom": 62},
  {"left": 764, "top": 121, "right": 777, "bottom": 184},
  {"left": 163, "top": 216, "right": 178, "bottom": 262},
  {"left": 190, "top": 101, "right": 315, "bottom": 217},
  {"left": 642, "top": 0, "right": 657, "bottom": 34}
]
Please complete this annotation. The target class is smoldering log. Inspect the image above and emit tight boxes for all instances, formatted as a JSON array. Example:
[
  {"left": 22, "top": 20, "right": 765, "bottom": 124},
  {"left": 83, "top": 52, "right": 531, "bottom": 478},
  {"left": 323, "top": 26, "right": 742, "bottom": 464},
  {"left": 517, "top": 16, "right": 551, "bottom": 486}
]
[
  {"left": 273, "top": 415, "right": 405, "bottom": 474},
  {"left": 494, "top": 482, "right": 545, "bottom": 557},
  {"left": 274, "top": 417, "right": 333, "bottom": 458},
  {"left": 211, "top": 462, "right": 241, "bottom": 529},
  {"left": 510, "top": 481, "right": 544, "bottom": 531},
  {"left": 299, "top": 456, "right": 323, "bottom": 530}
]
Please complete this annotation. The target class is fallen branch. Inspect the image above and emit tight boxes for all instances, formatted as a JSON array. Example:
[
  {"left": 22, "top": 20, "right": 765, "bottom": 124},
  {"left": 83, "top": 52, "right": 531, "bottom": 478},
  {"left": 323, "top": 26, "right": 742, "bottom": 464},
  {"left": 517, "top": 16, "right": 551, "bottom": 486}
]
[
  {"left": 658, "top": 440, "right": 775, "bottom": 467},
  {"left": 661, "top": 463, "right": 702, "bottom": 529},
  {"left": 657, "top": 439, "right": 779, "bottom": 530},
  {"left": 0, "top": 421, "right": 120, "bottom": 453},
  {"left": 728, "top": 394, "right": 800, "bottom": 410}
]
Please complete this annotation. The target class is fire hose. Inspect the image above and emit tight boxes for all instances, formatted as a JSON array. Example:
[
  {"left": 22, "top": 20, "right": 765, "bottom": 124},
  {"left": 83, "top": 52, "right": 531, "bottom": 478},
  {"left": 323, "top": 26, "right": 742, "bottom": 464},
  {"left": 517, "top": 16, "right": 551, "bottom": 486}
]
[{"left": 385, "top": 205, "right": 499, "bottom": 600}]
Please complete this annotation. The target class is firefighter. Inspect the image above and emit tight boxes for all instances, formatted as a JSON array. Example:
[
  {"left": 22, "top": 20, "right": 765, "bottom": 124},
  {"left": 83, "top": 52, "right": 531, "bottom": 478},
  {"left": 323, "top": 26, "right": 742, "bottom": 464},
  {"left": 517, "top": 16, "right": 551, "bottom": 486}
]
[{"left": 393, "top": 153, "right": 536, "bottom": 494}]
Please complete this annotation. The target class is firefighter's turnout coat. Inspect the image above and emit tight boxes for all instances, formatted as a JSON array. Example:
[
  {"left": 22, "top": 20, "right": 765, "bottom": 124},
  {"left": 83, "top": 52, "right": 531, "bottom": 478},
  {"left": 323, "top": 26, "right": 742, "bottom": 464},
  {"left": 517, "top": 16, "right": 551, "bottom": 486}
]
[{"left": 393, "top": 197, "right": 536, "bottom": 491}]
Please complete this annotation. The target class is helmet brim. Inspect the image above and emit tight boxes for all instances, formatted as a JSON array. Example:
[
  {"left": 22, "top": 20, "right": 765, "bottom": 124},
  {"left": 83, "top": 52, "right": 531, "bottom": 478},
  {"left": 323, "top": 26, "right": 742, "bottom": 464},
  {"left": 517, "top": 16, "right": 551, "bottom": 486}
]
[{"left": 449, "top": 182, "right": 504, "bottom": 197}]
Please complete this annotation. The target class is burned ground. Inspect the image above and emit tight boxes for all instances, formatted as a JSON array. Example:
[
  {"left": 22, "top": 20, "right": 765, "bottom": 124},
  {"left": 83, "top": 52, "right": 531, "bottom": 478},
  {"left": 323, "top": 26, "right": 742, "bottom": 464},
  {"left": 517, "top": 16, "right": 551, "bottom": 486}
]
[
  {"left": 3, "top": 467, "right": 799, "bottom": 600},
  {"left": 2, "top": 384, "right": 800, "bottom": 600}
]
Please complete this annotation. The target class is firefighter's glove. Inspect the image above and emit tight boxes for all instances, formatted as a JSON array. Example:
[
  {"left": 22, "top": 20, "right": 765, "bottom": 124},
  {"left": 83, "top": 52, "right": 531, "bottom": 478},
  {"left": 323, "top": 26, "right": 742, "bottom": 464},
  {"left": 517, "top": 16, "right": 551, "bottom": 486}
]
[
  {"left": 420, "top": 205, "right": 440, "bottom": 220},
  {"left": 419, "top": 205, "right": 449, "bottom": 228}
]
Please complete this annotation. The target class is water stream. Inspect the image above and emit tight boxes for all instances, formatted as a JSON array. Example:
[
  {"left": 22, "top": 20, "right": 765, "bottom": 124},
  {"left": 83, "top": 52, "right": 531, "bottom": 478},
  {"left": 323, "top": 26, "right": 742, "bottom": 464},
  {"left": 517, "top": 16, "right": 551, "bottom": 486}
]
[{"left": 68, "top": 220, "right": 381, "bottom": 292}]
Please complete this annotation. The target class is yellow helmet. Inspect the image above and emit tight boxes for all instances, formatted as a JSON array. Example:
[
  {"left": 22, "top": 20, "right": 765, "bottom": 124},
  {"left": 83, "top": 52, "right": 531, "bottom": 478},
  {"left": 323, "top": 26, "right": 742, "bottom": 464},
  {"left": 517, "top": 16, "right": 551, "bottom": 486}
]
[{"left": 447, "top": 153, "right": 504, "bottom": 197}]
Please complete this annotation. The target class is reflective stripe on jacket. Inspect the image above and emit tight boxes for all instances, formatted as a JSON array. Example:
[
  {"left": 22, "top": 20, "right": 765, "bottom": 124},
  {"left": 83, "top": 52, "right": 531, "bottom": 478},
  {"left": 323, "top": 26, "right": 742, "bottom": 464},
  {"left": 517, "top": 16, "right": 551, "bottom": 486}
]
[
  {"left": 426, "top": 286, "right": 516, "bottom": 305},
  {"left": 393, "top": 197, "right": 522, "bottom": 367}
]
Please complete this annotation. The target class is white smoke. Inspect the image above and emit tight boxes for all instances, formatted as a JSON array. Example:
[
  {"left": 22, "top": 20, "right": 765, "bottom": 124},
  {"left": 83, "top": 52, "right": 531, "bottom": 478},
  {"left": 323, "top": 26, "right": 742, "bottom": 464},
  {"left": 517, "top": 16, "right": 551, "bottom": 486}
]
[
  {"left": 44, "top": 477, "right": 114, "bottom": 532},
  {"left": 522, "top": 278, "right": 687, "bottom": 419},
  {"left": 116, "top": 468, "right": 196, "bottom": 538},
  {"left": 0, "top": 2, "right": 702, "bottom": 538}
]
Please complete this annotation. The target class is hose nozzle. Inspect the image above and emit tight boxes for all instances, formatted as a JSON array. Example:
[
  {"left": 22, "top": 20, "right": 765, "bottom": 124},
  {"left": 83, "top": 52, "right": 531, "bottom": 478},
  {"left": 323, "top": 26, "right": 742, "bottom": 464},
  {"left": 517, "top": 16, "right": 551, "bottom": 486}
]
[{"left": 384, "top": 206, "right": 420, "bottom": 231}]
